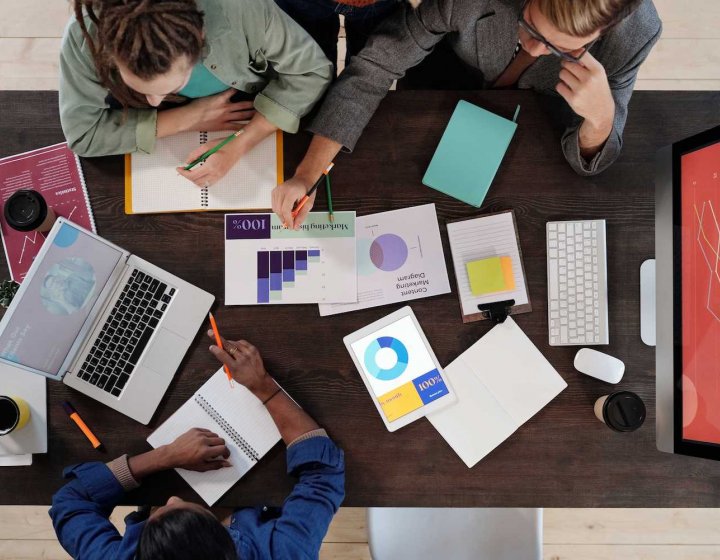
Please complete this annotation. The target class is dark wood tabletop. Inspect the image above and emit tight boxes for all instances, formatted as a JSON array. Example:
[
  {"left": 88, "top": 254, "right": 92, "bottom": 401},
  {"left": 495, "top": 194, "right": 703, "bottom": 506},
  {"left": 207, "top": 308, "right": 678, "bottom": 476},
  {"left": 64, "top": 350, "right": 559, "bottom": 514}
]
[{"left": 1, "top": 90, "right": 719, "bottom": 507}]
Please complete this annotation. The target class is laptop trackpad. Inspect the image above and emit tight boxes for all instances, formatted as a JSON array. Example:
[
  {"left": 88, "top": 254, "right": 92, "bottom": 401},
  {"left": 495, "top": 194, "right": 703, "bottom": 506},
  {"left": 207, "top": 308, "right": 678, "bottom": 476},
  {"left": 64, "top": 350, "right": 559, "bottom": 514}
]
[{"left": 142, "top": 328, "right": 185, "bottom": 376}]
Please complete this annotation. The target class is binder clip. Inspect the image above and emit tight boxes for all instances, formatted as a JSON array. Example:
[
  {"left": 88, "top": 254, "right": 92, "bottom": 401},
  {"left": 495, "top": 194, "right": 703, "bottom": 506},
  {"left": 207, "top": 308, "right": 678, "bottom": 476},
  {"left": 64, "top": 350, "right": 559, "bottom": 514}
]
[{"left": 477, "top": 299, "right": 515, "bottom": 324}]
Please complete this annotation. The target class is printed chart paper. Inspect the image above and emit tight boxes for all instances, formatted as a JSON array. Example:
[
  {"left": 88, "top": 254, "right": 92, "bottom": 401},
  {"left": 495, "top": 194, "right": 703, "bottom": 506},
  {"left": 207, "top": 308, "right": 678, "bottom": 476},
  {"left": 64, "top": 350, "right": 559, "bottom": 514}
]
[
  {"left": 225, "top": 212, "right": 357, "bottom": 305},
  {"left": 319, "top": 204, "right": 450, "bottom": 316}
]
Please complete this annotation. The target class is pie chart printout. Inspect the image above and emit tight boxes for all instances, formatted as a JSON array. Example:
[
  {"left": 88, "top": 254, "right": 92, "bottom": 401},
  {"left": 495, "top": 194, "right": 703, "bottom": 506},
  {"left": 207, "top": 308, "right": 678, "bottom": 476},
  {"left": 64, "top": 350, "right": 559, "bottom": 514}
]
[{"left": 370, "top": 234, "right": 408, "bottom": 272}]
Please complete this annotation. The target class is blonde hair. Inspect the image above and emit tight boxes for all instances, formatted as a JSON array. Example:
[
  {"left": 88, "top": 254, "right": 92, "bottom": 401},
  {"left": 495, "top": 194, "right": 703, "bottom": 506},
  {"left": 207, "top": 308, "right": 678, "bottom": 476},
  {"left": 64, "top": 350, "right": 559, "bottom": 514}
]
[{"left": 534, "top": 0, "right": 642, "bottom": 37}]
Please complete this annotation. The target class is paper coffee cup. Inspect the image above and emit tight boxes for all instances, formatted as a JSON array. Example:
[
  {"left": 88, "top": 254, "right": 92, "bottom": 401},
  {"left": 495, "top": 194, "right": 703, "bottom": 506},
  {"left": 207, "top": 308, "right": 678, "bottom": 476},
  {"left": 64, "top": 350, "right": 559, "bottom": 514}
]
[
  {"left": 594, "top": 391, "right": 646, "bottom": 432},
  {"left": 0, "top": 395, "right": 31, "bottom": 436},
  {"left": 4, "top": 190, "right": 56, "bottom": 233}
]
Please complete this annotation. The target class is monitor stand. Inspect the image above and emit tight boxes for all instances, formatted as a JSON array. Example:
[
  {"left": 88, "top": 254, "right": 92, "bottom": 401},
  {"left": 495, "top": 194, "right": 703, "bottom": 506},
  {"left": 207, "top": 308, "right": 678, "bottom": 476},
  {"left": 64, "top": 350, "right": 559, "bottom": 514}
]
[{"left": 640, "top": 259, "right": 656, "bottom": 346}]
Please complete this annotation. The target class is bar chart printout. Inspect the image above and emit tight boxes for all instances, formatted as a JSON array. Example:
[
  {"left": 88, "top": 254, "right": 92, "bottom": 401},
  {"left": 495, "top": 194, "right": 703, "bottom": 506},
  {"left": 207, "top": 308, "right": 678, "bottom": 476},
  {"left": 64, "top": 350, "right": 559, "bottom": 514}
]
[
  {"left": 257, "top": 249, "right": 321, "bottom": 303},
  {"left": 225, "top": 212, "right": 357, "bottom": 305}
]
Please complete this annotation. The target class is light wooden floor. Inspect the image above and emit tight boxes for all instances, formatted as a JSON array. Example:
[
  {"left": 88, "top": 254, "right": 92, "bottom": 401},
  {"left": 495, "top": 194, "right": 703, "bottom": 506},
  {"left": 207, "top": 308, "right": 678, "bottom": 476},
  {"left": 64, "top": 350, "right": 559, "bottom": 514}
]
[
  {"left": 1, "top": 507, "right": 720, "bottom": 559},
  {"left": 1, "top": 1, "right": 719, "bottom": 559}
]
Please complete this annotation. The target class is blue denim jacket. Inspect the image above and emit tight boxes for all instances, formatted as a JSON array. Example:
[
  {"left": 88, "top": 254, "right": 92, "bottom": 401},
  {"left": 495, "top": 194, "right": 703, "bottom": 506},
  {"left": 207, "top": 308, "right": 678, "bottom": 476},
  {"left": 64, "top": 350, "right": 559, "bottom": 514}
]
[{"left": 49, "top": 437, "right": 345, "bottom": 560}]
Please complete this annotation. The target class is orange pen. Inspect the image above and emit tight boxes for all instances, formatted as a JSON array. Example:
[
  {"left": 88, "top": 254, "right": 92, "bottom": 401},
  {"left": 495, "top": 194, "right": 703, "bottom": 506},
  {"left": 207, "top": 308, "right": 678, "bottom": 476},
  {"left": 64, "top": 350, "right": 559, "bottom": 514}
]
[
  {"left": 62, "top": 401, "right": 103, "bottom": 450},
  {"left": 208, "top": 312, "right": 234, "bottom": 388}
]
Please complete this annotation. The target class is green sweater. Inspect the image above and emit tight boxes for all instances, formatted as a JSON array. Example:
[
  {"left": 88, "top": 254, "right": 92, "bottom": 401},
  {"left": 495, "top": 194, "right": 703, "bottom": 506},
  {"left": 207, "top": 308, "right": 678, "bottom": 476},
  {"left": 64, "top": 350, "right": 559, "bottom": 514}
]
[{"left": 59, "top": 0, "right": 333, "bottom": 157}]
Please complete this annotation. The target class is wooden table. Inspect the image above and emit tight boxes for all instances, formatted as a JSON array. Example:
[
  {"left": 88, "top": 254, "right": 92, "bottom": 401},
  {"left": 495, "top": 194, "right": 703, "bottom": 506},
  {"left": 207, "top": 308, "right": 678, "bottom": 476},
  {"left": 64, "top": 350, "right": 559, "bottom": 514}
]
[{"left": 1, "top": 90, "right": 719, "bottom": 507}]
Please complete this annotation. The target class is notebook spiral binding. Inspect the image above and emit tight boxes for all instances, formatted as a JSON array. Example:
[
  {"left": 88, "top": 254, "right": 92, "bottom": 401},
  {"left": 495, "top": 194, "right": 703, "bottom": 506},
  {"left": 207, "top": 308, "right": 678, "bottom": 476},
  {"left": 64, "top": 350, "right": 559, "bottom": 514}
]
[
  {"left": 199, "top": 132, "right": 209, "bottom": 207},
  {"left": 195, "top": 394, "right": 260, "bottom": 462}
]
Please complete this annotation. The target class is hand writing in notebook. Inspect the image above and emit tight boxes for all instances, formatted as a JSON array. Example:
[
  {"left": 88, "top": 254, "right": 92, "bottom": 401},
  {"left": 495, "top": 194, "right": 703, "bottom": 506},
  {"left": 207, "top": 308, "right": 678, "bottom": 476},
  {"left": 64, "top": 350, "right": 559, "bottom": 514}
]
[
  {"left": 129, "top": 428, "right": 231, "bottom": 479},
  {"left": 177, "top": 112, "right": 278, "bottom": 188},
  {"left": 177, "top": 137, "right": 245, "bottom": 188},
  {"left": 159, "top": 428, "right": 232, "bottom": 471}
]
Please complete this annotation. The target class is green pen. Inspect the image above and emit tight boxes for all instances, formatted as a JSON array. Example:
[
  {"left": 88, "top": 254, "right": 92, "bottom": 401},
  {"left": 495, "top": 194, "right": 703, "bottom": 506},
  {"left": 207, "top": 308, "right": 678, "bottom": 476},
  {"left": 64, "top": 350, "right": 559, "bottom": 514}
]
[
  {"left": 184, "top": 129, "right": 244, "bottom": 170},
  {"left": 325, "top": 173, "right": 334, "bottom": 223}
]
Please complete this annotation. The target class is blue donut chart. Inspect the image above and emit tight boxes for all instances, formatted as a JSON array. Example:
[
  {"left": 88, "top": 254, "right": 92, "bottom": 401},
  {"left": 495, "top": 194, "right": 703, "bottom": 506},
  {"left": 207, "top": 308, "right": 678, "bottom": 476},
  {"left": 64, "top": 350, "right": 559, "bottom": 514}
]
[{"left": 364, "top": 336, "right": 409, "bottom": 381}]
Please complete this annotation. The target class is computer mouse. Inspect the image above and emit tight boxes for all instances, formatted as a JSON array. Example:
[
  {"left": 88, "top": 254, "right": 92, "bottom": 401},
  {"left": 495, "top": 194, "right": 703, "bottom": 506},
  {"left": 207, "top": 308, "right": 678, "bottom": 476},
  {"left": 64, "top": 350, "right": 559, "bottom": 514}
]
[{"left": 573, "top": 348, "right": 625, "bottom": 384}]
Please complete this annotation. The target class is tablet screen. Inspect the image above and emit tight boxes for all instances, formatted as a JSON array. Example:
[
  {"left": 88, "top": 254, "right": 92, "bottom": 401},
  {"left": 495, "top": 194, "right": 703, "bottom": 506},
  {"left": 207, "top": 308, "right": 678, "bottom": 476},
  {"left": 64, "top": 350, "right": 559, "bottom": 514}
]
[{"left": 349, "top": 315, "right": 450, "bottom": 422}]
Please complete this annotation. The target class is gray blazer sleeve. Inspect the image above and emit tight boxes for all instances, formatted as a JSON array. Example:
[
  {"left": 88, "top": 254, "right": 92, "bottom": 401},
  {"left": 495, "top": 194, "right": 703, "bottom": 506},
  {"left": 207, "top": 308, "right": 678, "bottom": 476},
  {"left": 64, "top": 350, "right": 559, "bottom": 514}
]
[
  {"left": 561, "top": 20, "right": 662, "bottom": 176},
  {"left": 307, "top": 1, "right": 456, "bottom": 150}
]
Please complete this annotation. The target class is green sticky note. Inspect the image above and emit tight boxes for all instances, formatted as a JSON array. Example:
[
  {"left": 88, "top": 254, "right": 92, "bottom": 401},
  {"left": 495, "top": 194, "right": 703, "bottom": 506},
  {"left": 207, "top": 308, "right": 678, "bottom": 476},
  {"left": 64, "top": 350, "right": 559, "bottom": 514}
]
[{"left": 466, "top": 257, "right": 508, "bottom": 296}]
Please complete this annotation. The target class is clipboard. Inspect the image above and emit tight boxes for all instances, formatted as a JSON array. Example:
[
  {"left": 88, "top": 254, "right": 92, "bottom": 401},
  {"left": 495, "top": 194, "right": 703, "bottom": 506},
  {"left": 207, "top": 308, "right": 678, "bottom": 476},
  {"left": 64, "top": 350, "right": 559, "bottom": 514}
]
[{"left": 446, "top": 210, "right": 532, "bottom": 323}]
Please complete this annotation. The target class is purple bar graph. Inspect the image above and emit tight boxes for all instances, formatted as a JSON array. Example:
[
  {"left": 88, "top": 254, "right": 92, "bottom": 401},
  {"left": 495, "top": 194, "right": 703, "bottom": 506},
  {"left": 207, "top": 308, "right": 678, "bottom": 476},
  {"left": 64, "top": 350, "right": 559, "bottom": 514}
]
[
  {"left": 296, "top": 250, "right": 308, "bottom": 271},
  {"left": 256, "top": 248, "right": 320, "bottom": 303},
  {"left": 270, "top": 251, "right": 282, "bottom": 291},
  {"left": 283, "top": 250, "right": 295, "bottom": 283},
  {"left": 257, "top": 251, "right": 270, "bottom": 303}
]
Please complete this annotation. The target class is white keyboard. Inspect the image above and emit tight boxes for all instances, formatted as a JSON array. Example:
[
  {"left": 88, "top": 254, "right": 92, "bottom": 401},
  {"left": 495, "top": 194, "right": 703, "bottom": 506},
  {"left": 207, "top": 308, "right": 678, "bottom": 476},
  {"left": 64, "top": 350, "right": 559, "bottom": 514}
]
[{"left": 546, "top": 220, "right": 609, "bottom": 346}]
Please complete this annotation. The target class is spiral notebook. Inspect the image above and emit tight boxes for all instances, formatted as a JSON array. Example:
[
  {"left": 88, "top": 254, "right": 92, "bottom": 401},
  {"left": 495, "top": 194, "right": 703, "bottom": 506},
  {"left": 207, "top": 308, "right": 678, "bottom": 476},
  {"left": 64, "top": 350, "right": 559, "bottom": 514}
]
[
  {"left": 124, "top": 130, "right": 283, "bottom": 214},
  {"left": 147, "top": 368, "right": 281, "bottom": 505}
]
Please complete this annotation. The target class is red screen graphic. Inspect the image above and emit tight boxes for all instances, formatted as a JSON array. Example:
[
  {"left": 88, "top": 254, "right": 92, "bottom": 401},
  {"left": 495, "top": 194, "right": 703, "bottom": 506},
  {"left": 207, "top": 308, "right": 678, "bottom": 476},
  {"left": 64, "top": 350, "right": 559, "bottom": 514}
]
[{"left": 681, "top": 141, "right": 720, "bottom": 444}]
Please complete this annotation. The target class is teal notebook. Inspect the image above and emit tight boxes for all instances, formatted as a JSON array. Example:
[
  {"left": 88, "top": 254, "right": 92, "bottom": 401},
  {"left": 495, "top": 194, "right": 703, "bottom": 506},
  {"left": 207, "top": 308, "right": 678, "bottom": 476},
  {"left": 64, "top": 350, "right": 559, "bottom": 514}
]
[{"left": 423, "top": 100, "right": 518, "bottom": 208}]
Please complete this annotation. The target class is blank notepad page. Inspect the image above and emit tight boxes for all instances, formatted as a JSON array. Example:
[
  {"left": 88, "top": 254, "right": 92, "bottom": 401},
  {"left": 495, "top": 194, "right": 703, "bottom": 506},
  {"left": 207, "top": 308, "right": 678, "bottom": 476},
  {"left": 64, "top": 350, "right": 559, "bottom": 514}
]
[{"left": 129, "top": 130, "right": 278, "bottom": 213}]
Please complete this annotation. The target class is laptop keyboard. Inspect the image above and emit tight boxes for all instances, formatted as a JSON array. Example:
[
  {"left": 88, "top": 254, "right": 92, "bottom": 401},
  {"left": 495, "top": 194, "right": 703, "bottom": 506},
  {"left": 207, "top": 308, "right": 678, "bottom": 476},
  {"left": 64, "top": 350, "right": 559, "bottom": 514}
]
[{"left": 77, "top": 270, "right": 175, "bottom": 396}]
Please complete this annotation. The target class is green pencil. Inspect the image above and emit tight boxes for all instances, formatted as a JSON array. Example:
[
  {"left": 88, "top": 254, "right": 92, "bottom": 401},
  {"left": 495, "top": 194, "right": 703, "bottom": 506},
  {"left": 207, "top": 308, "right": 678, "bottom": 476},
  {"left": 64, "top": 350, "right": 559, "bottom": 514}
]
[
  {"left": 184, "top": 129, "right": 244, "bottom": 170},
  {"left": 325, "top": 173, "right": 334, "bottom": 222}
]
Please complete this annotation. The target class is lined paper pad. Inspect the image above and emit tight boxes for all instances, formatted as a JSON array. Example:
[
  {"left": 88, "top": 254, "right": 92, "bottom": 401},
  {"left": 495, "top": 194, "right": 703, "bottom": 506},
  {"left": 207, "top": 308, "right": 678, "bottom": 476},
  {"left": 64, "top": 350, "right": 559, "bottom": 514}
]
[
  {"left": 447, "top": 213, "right": 528, "bottom": 316},
  {"left": 147, "top": 369, "right": 281, "bottom": 505},
  {"left": 427, "top": 318, "right": 567, "bottom": 467},
  {"left": 126, "top": 130, "right": 279, "bottom": 214}
]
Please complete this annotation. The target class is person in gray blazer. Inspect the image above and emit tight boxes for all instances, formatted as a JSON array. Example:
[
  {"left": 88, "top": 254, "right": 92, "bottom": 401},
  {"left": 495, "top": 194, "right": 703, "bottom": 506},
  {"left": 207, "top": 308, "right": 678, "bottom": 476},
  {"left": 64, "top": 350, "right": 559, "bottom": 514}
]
[{"left": 272, "top": 0, "right": 662, "bottom": 228}]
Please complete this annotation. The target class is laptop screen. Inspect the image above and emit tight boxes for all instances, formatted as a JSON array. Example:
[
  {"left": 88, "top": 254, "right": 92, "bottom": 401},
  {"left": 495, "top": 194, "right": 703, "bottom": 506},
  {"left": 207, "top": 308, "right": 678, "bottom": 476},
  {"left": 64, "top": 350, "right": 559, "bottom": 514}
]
[
  {"left": 0, "top": 222, "right": 123, "bottom": 376},
  {"left": 680, "top": 138, "right": 720, "bottom": 445}
]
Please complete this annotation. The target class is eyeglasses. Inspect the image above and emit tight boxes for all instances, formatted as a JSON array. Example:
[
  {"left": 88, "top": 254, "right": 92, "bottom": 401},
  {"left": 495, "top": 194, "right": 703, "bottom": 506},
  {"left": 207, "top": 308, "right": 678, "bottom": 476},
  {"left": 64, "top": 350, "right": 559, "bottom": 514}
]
[{"left": 517, "top": 0, "right": 598, "bottom": 63}]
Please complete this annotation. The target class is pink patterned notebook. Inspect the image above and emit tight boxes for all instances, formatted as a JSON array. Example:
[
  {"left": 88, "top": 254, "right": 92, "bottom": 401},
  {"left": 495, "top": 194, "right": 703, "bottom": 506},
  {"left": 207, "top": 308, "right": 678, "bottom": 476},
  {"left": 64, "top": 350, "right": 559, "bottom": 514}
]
[{"left": 0, "top": 143, "right": 95, "bottom": 282}]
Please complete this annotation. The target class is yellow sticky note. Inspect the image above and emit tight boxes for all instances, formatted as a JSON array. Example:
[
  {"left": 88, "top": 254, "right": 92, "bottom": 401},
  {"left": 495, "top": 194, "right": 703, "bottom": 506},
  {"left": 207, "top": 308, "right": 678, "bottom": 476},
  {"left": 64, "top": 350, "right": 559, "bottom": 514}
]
[{"left": 466, "top": 256, "right": 514, "bottom": 296}]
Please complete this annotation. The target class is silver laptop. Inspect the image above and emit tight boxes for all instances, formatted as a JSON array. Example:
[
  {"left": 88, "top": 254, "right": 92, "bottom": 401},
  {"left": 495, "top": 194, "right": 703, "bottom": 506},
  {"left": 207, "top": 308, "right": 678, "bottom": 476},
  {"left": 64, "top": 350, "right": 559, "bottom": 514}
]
[{"left": 0, "top": 218, "right": 214, "bottom": 424}]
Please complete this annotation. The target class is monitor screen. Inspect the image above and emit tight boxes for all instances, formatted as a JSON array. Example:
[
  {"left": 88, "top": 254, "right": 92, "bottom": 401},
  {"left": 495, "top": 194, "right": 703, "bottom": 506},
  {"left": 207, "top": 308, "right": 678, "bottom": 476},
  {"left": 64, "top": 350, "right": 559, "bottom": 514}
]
[
  {"left": 680, "top": 139, "right": 720, "bottom": 445},
  {"left": 0, "top": 222, "right": 123, "bottom": 376}
]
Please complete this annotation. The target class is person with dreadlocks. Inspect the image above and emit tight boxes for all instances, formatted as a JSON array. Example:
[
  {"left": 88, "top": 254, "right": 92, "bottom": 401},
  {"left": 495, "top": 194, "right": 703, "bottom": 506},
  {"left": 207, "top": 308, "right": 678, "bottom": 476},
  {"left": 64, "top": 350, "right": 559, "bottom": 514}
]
[{"left": 60, "top": 0, "right": 333, "bottom": 188}]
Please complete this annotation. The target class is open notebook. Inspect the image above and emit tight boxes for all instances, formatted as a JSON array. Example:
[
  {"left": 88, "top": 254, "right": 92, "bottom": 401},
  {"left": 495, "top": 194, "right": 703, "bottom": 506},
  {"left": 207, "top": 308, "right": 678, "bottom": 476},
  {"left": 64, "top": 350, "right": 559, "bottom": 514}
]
[
  {"left": 125, "top": 130, "right": 283, "bottom": 214},
  {"left": 147, "top": 368, "right": 281, "bottom": 505},
  {"left": 427, "top": 318, "right": 566, "bottom": 468}
]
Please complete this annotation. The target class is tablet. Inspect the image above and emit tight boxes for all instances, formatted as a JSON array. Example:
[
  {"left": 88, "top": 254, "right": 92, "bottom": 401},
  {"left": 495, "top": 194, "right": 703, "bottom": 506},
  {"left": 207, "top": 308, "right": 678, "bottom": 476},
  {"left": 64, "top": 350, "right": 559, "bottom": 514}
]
[{"left": 344, "top": 307, "right": 456, "bottom": 431}]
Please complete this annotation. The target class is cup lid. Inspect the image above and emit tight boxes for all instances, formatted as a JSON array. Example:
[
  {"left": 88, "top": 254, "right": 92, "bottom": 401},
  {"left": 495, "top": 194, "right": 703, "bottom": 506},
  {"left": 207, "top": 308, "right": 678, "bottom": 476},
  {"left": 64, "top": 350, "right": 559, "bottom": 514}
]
[
  {"left": 603, "top": 391, "right": 646, "bottom": 432},
  {"left": 4, "top": 190, "right": 47, "bottom": 231}
]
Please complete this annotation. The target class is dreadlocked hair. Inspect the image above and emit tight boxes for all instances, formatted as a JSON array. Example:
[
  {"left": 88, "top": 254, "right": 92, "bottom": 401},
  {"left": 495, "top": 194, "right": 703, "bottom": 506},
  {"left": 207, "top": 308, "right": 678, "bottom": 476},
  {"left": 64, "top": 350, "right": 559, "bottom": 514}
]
[{"left": 73, "top": 0, "right": 205, "bottom": 108}]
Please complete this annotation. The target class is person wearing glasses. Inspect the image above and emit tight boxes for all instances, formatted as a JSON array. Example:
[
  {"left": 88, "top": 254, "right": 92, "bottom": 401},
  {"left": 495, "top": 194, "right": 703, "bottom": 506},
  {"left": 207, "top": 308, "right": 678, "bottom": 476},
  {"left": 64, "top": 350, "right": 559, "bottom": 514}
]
[{"left": 272, "top": 0, "right": 661, "bottom": 229}]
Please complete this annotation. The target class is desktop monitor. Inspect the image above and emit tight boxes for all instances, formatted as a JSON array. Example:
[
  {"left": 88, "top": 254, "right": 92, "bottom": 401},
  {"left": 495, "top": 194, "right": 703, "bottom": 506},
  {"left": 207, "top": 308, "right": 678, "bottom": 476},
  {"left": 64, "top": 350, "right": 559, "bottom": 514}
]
[{"left": 656, "top": 124, "right": 720, "bottom": 460}]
